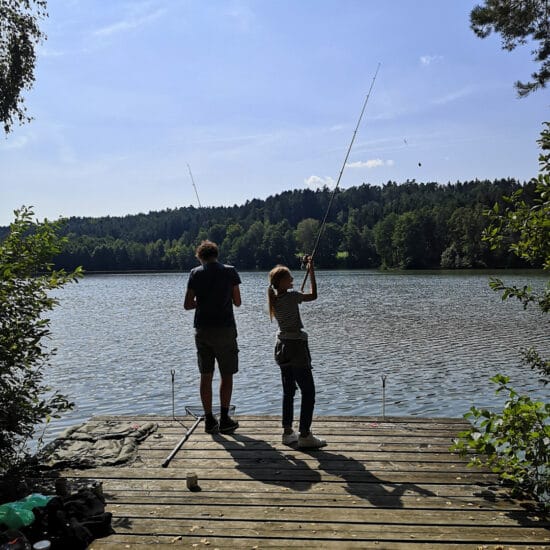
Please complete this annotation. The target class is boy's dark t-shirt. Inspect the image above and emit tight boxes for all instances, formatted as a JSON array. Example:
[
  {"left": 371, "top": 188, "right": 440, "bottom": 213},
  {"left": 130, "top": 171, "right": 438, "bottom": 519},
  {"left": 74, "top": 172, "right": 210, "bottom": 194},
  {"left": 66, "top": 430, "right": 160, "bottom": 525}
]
[{"left": 187, "top": 261, "right": 241, "bottom": 328}]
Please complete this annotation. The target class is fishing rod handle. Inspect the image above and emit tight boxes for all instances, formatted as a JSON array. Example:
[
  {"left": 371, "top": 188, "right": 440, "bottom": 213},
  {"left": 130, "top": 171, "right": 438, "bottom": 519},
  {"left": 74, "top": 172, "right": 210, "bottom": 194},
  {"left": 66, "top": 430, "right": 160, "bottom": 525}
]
[
  {"left": 299, "top": 265, "right": 310, "bottom": 293},
  {"left": 299, "top": 255, "right": 315, "bottom": 292}
]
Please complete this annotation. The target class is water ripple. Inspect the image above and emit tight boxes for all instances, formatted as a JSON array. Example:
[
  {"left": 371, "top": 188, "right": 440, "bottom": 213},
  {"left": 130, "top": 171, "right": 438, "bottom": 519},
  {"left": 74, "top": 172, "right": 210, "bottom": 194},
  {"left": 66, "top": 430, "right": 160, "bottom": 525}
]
[{"left": 42, "top": 270, "right": 549, "bottom": 441}]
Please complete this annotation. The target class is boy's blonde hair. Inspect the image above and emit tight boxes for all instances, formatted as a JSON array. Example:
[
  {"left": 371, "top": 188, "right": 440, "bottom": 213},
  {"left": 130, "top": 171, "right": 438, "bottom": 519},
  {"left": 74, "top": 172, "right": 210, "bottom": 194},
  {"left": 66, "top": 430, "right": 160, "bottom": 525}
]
[{"left": 267, "top": 265, "right": 291, "bottom": 320}]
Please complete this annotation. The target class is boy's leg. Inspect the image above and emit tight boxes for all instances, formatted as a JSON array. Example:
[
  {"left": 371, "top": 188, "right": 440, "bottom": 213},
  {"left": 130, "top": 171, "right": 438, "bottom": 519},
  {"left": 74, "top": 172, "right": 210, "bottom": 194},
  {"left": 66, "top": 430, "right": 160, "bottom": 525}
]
[
  {"left": 195, "top": 328, "right": 216, "bottom": 416},
  {"left": 200, "top": 372, "right": 219, "bottom": 433},
  {"left": 195, "top": 328, "right": 222, "bottom": 434},
  {"left": 219, "top": 372, "right": 238, "bottom": 433},
  {"left": 220, "top": 373, "right": 233, "bottom": 412},
  {"left": 213, "top": 327, "right": 239, "bottom": 433},
  {"left": 200, "top": 372, "right": 214, "bottom": 414},
  {"left": 219, "top": 373, "right": 239, "bottom": 431}
]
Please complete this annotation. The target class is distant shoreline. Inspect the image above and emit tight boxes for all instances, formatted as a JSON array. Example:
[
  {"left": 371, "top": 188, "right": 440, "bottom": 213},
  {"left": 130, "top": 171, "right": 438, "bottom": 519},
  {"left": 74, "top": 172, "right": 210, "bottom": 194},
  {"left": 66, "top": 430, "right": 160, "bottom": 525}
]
[{"left": 78, "top": 267, "right": 547, "bottom": 275}]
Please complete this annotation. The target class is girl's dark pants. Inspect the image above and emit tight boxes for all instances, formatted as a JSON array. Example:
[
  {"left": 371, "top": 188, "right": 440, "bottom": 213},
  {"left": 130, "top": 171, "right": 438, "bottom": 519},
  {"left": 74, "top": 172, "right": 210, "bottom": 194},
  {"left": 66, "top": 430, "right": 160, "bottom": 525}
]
[{"left": 275, "top": 339, "right": 316, "bottom": 434}]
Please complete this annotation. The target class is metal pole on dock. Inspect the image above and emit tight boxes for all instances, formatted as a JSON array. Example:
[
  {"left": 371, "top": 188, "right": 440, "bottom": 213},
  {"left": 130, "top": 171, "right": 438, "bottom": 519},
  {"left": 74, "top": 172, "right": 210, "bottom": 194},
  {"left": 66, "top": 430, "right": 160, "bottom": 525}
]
[
  {"left": 381, "top": 375, "right": 387, "bottom": 421},
  {"left": 162, "top": 416, "right": 203, "bottom": 468},
  {"left": 171, "top": 369, "right": 175, "bottom": 420}
]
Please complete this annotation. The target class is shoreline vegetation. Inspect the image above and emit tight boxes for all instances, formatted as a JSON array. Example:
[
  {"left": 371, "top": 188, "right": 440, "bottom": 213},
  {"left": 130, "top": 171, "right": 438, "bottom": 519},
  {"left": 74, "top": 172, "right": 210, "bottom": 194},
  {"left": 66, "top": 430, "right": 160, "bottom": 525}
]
[
  {"left": 63, "top": 267, "right": 547, "bottom": 276},
  {"left": 1, "top": 180, "right": 542, "bottom": 273}
]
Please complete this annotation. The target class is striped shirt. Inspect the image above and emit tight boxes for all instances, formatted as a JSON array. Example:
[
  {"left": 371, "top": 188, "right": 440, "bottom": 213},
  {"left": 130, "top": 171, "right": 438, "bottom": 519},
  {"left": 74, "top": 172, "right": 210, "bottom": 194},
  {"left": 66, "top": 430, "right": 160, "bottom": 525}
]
[{"left": 273, "top": 290, "right": 308, "bottom": 340}]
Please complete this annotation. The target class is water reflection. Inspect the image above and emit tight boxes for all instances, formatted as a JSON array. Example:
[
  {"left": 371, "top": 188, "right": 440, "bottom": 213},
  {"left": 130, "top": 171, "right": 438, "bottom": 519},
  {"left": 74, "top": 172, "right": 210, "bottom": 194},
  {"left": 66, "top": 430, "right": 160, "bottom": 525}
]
[{"left": 45, "top": 270, "right": 549, "bottom": 441}]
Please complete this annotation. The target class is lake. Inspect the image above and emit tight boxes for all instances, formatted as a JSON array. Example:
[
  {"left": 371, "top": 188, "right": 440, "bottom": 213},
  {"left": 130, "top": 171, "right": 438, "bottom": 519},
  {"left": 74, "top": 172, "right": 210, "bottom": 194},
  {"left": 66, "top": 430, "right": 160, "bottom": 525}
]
[{"left": 44, "top": 270, "right": 549, "bottom": 441}]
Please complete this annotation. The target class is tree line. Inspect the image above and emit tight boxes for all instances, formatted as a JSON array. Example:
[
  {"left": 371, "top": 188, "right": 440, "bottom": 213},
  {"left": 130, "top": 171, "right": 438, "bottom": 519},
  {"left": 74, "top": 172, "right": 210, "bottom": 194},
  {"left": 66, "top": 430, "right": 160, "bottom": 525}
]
[{"left": 1, "top": 179, "right": 541, "bottom": 272}]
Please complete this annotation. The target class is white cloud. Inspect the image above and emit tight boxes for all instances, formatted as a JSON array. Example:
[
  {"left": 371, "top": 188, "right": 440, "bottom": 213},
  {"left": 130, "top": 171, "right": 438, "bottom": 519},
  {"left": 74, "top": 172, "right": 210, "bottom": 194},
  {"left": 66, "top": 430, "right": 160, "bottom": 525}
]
[
  {"left": 304, "top": 175, "right": 335, "bottom": 189},
  {"left": 38, "top": 47, "right": 67, "bottom": 58},
  {"left": 346, "top": 159, "right": 394, "bottom": 169},
  {"left": 0, "top": 135, "right": 30, "bottom": 150},
  {"left": 420, "top": 54, "right": 443, "bottom": 66},
  {"left": 224, "top": 3, "right": 255, "bottom": 31},
  {"left": 433, "top": 86, "right": 474, "bottom": 105},
  {"left": 94, "top": 8, "right": 165, "bottom": 37}
]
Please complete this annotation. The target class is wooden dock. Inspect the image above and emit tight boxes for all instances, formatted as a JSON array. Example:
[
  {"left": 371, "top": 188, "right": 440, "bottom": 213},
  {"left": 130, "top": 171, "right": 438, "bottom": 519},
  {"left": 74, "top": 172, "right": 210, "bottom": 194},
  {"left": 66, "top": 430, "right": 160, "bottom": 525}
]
[{"left": 53, "top": 415, "right": 548, "bottom": 549}]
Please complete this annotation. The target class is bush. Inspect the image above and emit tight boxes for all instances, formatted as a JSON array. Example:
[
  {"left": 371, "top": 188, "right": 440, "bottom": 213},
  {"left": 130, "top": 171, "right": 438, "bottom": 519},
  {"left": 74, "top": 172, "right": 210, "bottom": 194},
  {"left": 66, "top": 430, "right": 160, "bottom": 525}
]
[
  {"left": 451, "top": 374, "right": 550, "bottom": 508},
  {"left": 452, "top": 123, "right": 550, "bottom": 508},
  {"left": 0, "top": 206, "right": 82, "bottom": 473}
]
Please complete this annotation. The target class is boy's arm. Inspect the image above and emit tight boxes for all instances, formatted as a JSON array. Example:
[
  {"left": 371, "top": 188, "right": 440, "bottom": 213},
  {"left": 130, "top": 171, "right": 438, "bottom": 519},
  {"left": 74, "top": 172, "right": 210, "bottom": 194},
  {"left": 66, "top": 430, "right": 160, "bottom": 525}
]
[
  {"left": 184, "top": 288, "right": 197, "bottom": 310},
  {"left": 232, "top": 285, "right": 242, "bottom": 307}
]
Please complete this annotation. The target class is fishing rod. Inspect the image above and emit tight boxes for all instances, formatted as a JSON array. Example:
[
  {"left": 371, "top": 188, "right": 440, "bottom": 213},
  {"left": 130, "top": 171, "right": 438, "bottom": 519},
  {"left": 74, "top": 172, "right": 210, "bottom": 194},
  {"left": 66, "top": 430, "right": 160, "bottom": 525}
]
[
  {"left": 300, "top": 63, "right": 381, "bottom": 292},
  {"left": 187, "top": 163, "right": 202, "bottom": 208}
]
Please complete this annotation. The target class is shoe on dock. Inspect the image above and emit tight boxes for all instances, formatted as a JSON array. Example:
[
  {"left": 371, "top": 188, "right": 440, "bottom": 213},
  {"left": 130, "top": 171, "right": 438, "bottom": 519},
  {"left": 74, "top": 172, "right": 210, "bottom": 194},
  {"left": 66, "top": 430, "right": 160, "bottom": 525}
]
[
  {"left": 282, "top": 431, "right": 299, "bottom": 445},
  {"left": 297, "top": 433, "right": 327, "bottom": 449},
  {"left": 219, "top": 416, "right": 239, "bottom": 434},
  {"left": 204, "top": 416, "right": 219, "bottom": 434}
]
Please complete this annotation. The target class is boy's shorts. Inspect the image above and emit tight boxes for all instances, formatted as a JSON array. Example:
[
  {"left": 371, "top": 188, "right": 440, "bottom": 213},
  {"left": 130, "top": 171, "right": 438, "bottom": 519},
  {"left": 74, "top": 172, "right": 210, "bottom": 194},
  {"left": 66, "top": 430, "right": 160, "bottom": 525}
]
[{"left": 195, "top": 326, "right": 239, "bottom": 375}]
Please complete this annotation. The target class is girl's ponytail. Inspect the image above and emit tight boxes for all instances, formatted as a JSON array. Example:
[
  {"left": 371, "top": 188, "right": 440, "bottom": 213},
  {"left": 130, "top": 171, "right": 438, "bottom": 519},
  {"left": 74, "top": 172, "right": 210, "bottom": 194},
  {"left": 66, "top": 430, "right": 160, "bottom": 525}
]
[{"left": 267, "top": 265, "right": 291, "bottom": 320}]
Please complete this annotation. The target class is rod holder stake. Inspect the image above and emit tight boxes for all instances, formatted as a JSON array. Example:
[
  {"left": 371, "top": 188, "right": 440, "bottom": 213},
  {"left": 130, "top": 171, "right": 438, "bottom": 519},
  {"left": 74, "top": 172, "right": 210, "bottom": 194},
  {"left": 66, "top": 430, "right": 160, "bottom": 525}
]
[{"left": 381, "top": 374, "right": 387, "bottom": 421}]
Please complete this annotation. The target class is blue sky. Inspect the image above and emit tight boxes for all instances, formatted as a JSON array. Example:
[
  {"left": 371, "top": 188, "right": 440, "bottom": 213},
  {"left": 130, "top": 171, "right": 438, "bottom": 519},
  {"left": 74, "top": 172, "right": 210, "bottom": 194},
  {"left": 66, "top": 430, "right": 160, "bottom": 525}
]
[{"left": 1, "top": 0, "right": 547, "bottom": 226}]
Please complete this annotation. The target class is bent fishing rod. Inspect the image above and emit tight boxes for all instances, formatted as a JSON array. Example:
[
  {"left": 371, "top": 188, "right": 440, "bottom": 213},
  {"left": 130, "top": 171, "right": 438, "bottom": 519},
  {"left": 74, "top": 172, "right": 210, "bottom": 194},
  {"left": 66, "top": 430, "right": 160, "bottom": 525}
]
[
  {"left": 187, "top": 163, "right": 202, "bottom": 208},
  {"left": 301, "top": 63, "right": 381, "bottom": 292}
]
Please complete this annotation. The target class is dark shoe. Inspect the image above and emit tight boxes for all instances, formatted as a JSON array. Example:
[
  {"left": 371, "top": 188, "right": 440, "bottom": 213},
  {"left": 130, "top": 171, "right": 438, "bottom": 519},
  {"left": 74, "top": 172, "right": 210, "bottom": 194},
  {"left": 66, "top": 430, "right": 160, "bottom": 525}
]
[
  {"left": 219, "top": 416, "right": 239, "bottom": 434},
  {"left": 204, "top": 416, "right": 219, "bottom": 434}
]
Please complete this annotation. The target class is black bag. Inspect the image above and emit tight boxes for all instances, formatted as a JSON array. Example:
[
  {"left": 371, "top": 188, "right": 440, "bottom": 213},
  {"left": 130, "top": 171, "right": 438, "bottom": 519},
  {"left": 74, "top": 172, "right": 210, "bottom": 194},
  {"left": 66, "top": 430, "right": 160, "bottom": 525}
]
[{"left": 24, "top": 490, "right": 113, "bottom": 550}]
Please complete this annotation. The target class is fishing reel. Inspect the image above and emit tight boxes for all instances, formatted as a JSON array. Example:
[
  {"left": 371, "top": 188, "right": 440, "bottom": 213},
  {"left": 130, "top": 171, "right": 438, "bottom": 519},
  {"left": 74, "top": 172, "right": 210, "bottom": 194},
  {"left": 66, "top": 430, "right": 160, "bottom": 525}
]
[{"left": 300, "top": 255, "right": 312, "bottom": 270}]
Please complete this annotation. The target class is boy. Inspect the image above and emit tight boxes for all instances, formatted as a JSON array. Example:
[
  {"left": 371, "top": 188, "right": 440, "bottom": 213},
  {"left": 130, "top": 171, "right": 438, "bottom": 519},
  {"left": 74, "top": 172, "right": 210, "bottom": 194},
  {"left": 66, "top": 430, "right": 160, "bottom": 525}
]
[{"left": 184, "top": 240, "right": 241, "bottom": 433}]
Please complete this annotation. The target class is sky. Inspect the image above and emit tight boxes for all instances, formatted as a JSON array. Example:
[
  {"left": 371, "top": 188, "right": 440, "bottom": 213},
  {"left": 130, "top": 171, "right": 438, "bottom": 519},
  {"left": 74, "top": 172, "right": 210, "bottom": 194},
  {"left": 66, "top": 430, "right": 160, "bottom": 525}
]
[{"left": 1, "top": 0, "right": 548, "bottom": 226}]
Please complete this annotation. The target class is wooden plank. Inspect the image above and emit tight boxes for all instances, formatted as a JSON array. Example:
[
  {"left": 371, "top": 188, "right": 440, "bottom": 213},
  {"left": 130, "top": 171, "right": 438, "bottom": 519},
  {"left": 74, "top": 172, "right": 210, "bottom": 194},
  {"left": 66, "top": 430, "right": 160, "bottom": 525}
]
[
  {"left": 139, "top": 441, "right": 461, "bottom": 453},
  {"left": 102, "top": 492, "right": 529, "bottom": 511},
  {"left": 29, "top": 475, "right": 502, "bottom": 498},
  {"left": 89, "top": 535, "right": 549, "bottom": 549},
  {"left": 97, "top": 517, "right": 550, "bottom": 543},
  {"left": 141, "top": 426, "right": 466, "bottom": 437},
  {"left": 57, "top": 467, "right": 497, "bottom": 484},
  {"left": 139, "top": 437, "right": 463, "bottom": 448},
  {"left": 131, "top": 456, "right": 481, "bottom": 473},
  {"left": 92, "top": 414, "right": 469, "bottom": 424},
  {"left": 148, "top": 425, "right": 465, "bottom": 436},
  {"left": 106, "top": 503, "right": 548, "bottom": 528},
  {"left": 133, "top": 450, "right": 468, "bottom": 465},
  {"left": 93, "top": 478, "right": 506, "bottom": 498},
  {"left": 146, "top": 421, "right": 466, "bottom": 437},
  {"left": 48, "top": 415, "right": 547, "bottom": 548},
  {"left": 134, "top": 449, "right": 473, "bottom": 462}
]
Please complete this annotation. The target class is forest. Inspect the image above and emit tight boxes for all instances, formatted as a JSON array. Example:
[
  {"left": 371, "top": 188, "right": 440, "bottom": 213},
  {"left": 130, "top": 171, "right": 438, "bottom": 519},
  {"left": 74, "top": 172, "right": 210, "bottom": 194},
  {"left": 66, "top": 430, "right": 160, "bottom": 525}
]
[{"left": 1, "top": 179, "right": 540, "bottom": 272}]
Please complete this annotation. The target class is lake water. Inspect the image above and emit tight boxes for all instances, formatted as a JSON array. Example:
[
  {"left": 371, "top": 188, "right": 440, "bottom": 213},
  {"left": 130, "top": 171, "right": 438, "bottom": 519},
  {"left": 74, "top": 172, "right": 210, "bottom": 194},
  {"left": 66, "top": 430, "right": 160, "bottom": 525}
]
[{"left": 44, "top": 270, "right": 549, "bottom": 441}]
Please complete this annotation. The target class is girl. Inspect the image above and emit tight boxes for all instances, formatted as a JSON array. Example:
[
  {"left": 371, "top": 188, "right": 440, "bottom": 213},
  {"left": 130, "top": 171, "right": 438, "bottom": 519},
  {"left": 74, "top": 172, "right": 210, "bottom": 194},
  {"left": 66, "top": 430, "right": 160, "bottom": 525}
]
[{"left": 268, "top": 257, "right": 326, "bottom": 449}]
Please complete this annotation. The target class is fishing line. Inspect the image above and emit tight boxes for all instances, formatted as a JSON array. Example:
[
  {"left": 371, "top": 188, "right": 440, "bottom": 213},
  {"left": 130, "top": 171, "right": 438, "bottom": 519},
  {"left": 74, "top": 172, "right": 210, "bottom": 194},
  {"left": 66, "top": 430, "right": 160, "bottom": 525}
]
[{"left": 300, "top": 62, "right": 381, "bottom": 291}]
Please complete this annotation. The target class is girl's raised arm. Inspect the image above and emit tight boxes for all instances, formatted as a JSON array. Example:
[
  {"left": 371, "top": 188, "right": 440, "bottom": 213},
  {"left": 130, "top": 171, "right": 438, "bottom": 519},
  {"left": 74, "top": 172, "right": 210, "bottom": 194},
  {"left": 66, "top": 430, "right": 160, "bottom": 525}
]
[{"left": 301, "top": 257, "right": 317, "bottom": 302}]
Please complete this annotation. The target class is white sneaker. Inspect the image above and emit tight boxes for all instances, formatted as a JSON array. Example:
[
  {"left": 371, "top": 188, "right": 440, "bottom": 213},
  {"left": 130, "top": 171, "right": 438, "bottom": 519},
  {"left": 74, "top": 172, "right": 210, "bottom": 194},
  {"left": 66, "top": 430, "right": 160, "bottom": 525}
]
[
  {"left": 282, "top": 431, "right": 299, "bottom": 445},
  {"left": 297, "top": 433, "right": 327, "bottom": 449}
]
